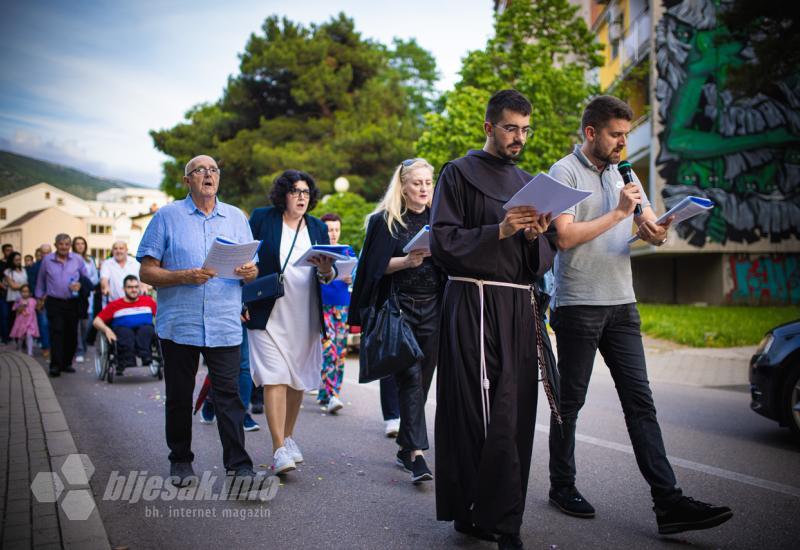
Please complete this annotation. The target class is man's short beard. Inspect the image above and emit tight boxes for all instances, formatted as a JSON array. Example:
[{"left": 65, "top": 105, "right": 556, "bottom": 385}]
[{"left": 497, "top": 142, "right": 524, "bottom": 160}]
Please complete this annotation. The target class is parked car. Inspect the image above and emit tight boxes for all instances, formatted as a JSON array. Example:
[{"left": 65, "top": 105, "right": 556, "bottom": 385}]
[{"left": 749, "top": 319, "right": 800, "bottom": 439}]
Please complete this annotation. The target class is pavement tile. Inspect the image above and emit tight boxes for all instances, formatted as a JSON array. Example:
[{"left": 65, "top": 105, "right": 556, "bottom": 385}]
[
  {"left": 45, "top": 430, "right": 78, "bottom": 456},
  {"left": 3, "top": 537, "right": 33, "bottom": 550},
  {"left": 41, "top": 412, "right": 69, "bottom": 433},
  {"left": 4, "top": 510, "right": 30, "bottom": 527},
  {"left": 33, "top": 526, "right": 61, "bottom": 546}
]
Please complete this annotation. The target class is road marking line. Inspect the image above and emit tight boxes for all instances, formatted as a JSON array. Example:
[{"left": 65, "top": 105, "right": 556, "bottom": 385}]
[
  {"left": 535, "top": 424, "right": 800, "bottom": 499},
  {"left": 344, "top": 364, "right": 800, "bottom": 499}
]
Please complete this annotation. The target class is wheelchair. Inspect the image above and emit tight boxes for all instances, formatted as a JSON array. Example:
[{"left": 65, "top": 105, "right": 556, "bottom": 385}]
[{"left": 94, "top": 327, "right": 164, "bottom": 384}]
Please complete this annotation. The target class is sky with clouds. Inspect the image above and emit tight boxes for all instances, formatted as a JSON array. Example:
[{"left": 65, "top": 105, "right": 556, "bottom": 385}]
[{"left": 0, "top": 0, "right": 495, "bottom": 187}]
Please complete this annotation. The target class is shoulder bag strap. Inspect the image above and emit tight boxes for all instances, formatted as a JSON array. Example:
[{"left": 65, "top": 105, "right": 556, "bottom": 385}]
[{"left": 278, "top": 216, "right": 303, "bottom": 280}]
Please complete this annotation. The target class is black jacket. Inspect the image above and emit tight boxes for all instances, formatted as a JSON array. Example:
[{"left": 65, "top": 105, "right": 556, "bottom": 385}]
[
  {"left": 349, "top": 211, "right": 447, "bottom": 328},
  {"left": 245, "top": 206, "right": 330, "bottom": 331}
]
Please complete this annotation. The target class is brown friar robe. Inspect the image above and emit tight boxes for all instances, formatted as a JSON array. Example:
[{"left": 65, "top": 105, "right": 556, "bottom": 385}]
[{"left": 430, "top": 149, "right": 557, "bottom": 535}]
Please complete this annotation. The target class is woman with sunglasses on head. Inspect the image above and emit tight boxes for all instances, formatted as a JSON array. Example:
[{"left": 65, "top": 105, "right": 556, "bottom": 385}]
[
  {"left": 350, "top": 158, "right": 442, "bottom": 483},
  {"left": 246, "top": 170, "right": 335, "bottom": 475}
]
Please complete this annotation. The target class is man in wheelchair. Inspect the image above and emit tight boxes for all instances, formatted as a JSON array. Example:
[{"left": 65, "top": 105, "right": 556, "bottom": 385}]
[{"left": 93, "top": 275, "right": 157, "bottom": 375}]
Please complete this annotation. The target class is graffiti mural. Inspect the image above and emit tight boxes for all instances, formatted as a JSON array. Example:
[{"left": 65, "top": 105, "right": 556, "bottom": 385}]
[
  {"left": 726, "top": 254, "right": 800, "bottom": 305},
  {"left": 655, "top": 0, "right": 800, "bottom": 246}
]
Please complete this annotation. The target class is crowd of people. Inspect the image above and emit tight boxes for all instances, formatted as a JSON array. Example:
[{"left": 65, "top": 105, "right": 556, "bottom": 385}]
[{"left": 0, "top": 90, "right": 736, "bottom": 549}]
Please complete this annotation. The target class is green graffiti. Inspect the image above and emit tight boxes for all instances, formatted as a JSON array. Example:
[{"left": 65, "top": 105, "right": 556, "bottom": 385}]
[{"left": 656, "top": 0, "right": 800, "bottom": 246}]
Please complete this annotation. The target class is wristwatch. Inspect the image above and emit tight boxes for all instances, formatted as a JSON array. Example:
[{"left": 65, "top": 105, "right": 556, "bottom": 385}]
[{"left": 655, "top": 236, "right": 668, "bottom": 246}]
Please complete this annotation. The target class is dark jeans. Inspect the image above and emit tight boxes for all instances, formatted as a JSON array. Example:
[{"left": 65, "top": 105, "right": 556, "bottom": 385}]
[
  {"left": 0, "top": 298, "right": 11, "bottom": 343},
  {"left": 45, "top": 297, "right": 81, "bottom": 373},
  {"left": 391, "top": 290, "right": 440, "bottom": 452},
  {"left": 548, "top": 303, "right": 682, "bottom": 508},
  {"left": 380, "top": 376, "right": 400, "bottom": 420},
  {"left": 160, "top": 338, "right": 252, "bottom": 472},
  {"left": 115, "top": 324, "right": 154, "bottom": 368},
  {"left": 37, "top": 309, "right": 50, "bottom": 350}
]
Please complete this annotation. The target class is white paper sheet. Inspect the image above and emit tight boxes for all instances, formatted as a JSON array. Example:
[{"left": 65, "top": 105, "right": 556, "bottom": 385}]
[
  {"left": 201, "top": 238, "right": 261, "bottom": 279},
  {"left": 402, "top": 225, "right": 431, "bottom": 253},
  {"left": 334, "top": 258, "right": 358, "bottom": 280},
  {"left": 293, "top": 245, "right": 350, "bottom": 267},
  {"left": 628, "top": 196, "right": 714, "bottom": 243},
  {"left": 503, "top": 173, "right": 593, "bottom": 217}
]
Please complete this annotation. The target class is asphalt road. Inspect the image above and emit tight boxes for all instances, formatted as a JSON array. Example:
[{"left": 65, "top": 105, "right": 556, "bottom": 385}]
[{"left": 48, "top": 351, "right": 799, "bottom": 550}]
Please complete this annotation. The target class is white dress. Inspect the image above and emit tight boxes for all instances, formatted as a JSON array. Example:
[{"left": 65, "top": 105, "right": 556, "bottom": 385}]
[{"left": 248, "top": 222, "right": 322, "bottom": 390}]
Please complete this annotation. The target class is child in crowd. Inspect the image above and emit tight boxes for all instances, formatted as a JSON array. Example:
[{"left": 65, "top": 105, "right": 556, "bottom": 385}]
[{"left": 10, "top": 284, "right": 39, "bottom": 356}]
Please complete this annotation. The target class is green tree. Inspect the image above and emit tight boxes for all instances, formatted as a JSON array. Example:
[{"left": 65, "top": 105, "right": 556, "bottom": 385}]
[
  {"left": 416, "top": 0, "right": 602, "bottom": 174},
  {"left": 311, "top": 191, "right": 376, "bottom": 253},
  {"left": 150, "top": 14, "right": 438, "bottom": 204}
]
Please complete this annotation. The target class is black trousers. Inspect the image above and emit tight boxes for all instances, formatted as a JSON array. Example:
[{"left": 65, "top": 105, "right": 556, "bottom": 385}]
[
  {"left": 45, "top": 297, "right": 80, "bottom": 373},
  {"left": 548, "top": 304, "right": 682, "bottom": 508},
  {"left": 115, "top": 325, "right": 154, "bottom": 367},
  {"left": 160, "top": 338, "right": 252, "bottom": 472},
  {"left": 394, "top": 290, "right": 440, "bottom": 452}
]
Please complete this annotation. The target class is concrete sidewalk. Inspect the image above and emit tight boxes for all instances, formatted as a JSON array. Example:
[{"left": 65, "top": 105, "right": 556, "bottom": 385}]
[{"left": 0, "top": 350, "right": 110, "bottom": 550}]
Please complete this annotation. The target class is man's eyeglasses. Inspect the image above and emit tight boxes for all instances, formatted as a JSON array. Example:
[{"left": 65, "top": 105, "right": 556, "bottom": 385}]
[
  {"left": 188, "top": 167, "right": 221, "bottom": 177},
  {"left": 288, "top": 188, "right": 311, "bottom": 198},
  {"left": 493, "top": 124, "right": 533, "bottom": 138}
]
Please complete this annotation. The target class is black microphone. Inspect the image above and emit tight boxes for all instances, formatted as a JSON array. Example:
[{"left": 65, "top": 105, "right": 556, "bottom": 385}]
[{"left": 618, "top": 160, "right": 641, "bottom": 216}]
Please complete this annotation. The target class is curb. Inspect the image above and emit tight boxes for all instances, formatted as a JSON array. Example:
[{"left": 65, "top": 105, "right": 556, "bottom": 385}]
[{"left": 0, "top": 351, "right": 111, "bottom": 550}]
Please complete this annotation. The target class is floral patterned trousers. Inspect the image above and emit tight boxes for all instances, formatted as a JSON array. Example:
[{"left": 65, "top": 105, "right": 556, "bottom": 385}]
[{"left": 318, "top": 305, "right": 349, "bottom": 402}]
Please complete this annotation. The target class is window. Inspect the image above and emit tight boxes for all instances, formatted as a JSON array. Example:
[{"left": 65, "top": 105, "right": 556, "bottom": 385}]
[
  {"left": 89, "top": 224, "right": 111, "bottom": 234},
  {"left": 56, "top": 198, "right": 64, "bottom": 206},
  {"left": 0, "top": 208, "right": 5, "bottom": 220},
  {"left": 45, "top": 192, "right": 51, "bottom": 199}
]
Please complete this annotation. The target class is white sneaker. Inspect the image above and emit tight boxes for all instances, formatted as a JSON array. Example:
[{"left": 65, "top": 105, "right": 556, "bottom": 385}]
[
  {"left": 384, "top": 418, "right": 400, "bottom": 438},
  {"left": 272, "top": 446, "right": 296, "bottom": 475},
  {"left": 327, "top": 396, "right": 344, "bottom": 414},
  {"left": 75, "top": 355, "right": 85, "bottom": 363},
  {"left": 284, "top": 436, "right": 304, "bottom": 463}
]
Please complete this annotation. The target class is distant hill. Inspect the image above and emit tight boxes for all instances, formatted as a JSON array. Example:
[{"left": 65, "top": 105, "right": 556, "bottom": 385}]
[{"left": 0, "top": 150, "right": 146, "bottom": 200}]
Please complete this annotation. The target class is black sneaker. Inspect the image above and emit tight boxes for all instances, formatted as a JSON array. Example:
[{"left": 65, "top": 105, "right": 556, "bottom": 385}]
[
  {"left": 654, "top": 496, "right": 733, "bottom": 535},
  {"left": 497, "top": 533, "right": 524, "bottom": 549},
  {"left": 395, "top": 449, "right": 413, "bottom": 472},
  {"left": 62, "top": 365, "right": 76, "bottom": 373},
  {"left": 227, "top": 468, "right": 273, "bottom": 501},
  {"left": 251, "top": 403, "right": 264, "bottom": 414},
  {"left": 454, "top": 520, "right": 497, "bottom": 542},
  {"left": 549, "top": 485, "right": 596, "bottom": 518},
  {"left": 49, "top": 367, "right": 60, "bottom": 377},
  {"left": 410, "top": 455, "right": 433, "bottom": 483},
  {"left": 169, "top": 462, "right": 197, "bottom": 488}
]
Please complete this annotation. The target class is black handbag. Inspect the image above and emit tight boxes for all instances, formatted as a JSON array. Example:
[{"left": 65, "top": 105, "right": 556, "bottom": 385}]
[
  {"left": 358, "top": 288, "right": 423, "bottom": 383},
  {"left": 242, "top": 217, "right": 302, "bottom": 305}
]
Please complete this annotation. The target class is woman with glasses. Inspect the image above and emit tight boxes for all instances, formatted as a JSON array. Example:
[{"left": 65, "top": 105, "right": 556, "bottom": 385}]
[
  {"left": 350, "top": 158, "right": 442, "bottom": 483},
  {"left": 245, "top": 170, "right": 336, "bottom": 475},
  {"left": 71, "top": 236, "right": 99, "bottom": 364}
]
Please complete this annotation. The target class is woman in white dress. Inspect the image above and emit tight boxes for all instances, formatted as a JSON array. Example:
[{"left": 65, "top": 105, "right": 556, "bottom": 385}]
[{"left": 245, "top": 170, "right": 336, "bottom": 474}]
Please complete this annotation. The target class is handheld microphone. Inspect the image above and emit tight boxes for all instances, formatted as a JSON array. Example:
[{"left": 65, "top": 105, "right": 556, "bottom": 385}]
[{"left": 618, "top": 160, "right": 641, "bottom": 216}]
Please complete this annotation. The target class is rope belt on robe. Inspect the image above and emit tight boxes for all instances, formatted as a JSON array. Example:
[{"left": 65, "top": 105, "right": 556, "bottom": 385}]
[{"left": 448, "top": 276, "right": 563, "bottom": 438}]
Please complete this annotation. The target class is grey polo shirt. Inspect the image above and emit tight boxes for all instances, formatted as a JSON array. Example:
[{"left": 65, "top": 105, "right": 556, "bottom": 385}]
[{"left": 549, "top": 145, "right": 649, "bottom": 308}]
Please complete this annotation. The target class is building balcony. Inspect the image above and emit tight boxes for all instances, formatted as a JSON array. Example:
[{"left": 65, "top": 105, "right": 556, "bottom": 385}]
[
  {"left": 626, "top": 114, "right": 651, "bottom": 162},
  {"left": 621, "top": 9, "right": 650, "bottom": 69}
]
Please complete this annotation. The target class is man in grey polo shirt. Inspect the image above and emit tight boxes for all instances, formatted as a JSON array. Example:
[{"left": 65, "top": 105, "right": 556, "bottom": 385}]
[{"left": 547, "top": 96, "right": 732, "bottom": 535}]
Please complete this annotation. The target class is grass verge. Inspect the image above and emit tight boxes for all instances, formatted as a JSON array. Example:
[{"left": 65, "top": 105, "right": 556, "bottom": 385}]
[{"left": 637, "top": 304, "right": 800, "bottom": 348}]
